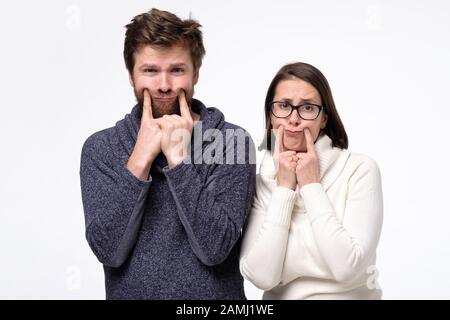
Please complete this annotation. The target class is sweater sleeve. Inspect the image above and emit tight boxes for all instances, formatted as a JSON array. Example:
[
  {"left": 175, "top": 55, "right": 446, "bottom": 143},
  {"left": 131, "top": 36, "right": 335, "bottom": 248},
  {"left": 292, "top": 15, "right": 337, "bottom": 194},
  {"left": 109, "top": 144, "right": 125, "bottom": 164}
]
[
  {"left": 300, "top": 157, "right": 383, "bottom": 283},
  {"left": 80, "top": 133, "right": 152, "bottom": 268},
  {"left": 162, "top": 137, "right": 256, "bottom": 267},
  {"left": 239, "top": 185, "right": 297, "bottom": 291}
]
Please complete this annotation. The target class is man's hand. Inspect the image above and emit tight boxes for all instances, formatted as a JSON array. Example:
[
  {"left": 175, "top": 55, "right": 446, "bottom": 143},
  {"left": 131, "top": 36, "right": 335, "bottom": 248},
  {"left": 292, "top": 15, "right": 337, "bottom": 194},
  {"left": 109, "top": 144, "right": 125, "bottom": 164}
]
[
  {"left": 295, "top": 128, "right": 320, "bottom": 188},
  {"left": 274, "top": 125, "right": 298, "bottom": 190},
  {"left": 127, "top": 89, "right": 162, "bottom": 180},
  {"left": 158, "top": 90, "right": 194, "bottom": 169}
]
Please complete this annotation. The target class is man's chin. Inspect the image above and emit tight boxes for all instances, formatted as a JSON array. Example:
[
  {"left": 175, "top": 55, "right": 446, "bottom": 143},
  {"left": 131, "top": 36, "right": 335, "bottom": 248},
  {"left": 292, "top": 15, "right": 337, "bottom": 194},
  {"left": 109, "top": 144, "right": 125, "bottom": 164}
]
[
  {"left": 135, "top": 90, "right": 193, "bottom": 118},
  {"left": 135, "top": 99, "right": 179, "bottom": 117},
  {"left": 153, "top": 100, "right": 181, "bottom": 118}
]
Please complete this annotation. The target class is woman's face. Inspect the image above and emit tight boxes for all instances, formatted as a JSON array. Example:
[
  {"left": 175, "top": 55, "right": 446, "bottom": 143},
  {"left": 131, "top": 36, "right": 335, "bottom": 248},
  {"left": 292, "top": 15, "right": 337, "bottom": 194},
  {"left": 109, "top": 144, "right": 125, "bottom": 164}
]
[{"left": 271, "top": 78, "right": 328, "bottom": 152}]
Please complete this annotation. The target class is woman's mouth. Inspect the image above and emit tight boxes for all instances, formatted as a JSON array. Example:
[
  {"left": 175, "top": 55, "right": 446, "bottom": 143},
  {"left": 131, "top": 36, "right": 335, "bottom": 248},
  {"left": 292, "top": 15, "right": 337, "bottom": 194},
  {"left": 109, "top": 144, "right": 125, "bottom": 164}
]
[{"left": 284, "top": 129, "right": 303, "bottom": 136}]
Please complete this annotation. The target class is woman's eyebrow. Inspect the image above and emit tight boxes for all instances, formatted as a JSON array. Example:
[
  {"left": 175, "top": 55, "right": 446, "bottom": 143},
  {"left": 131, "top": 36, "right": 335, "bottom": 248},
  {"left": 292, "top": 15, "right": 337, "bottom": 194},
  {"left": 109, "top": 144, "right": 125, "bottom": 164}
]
[{"left": 277, "top": 97, "right": 316, "bottom": 103}]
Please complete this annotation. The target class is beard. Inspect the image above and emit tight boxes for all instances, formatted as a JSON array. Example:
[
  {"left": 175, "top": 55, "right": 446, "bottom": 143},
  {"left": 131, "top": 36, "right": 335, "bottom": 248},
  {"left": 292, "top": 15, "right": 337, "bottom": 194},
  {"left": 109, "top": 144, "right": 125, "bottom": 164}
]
[{"left": 134, "top": 88, "right": 194, "bottom": 119}]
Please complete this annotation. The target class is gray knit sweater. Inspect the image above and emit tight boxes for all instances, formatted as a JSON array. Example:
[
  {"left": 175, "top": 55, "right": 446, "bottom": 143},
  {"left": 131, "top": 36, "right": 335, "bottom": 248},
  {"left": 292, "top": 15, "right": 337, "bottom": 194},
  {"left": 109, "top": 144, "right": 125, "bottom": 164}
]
[{"left": 79, "top": 99, "right": 256, "bottom": 299}]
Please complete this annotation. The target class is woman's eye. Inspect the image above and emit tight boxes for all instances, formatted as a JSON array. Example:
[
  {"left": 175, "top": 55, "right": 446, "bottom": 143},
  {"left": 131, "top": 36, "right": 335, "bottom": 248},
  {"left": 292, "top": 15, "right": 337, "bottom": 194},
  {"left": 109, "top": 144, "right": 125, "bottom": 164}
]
[{"left": 280, "top": 103, "right": 290, "bottom": 109}]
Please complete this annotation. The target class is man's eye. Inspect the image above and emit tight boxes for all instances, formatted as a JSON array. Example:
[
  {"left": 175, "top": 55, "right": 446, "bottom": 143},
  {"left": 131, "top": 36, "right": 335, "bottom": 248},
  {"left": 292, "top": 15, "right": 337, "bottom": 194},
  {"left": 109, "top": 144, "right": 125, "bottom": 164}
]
[
  {"left": 172, "top": 68, "right": 184, "bottom": 73},
  {"left": 144, "top": 68, "right": 157, "bottom": 73}
]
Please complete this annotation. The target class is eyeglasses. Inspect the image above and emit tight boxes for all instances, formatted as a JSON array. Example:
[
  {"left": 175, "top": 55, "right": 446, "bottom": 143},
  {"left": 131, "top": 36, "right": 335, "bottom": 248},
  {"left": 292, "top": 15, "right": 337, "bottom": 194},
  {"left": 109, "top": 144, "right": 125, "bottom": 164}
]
[{"left": 269, "top": 101, "right": 325, "bottom": 120}]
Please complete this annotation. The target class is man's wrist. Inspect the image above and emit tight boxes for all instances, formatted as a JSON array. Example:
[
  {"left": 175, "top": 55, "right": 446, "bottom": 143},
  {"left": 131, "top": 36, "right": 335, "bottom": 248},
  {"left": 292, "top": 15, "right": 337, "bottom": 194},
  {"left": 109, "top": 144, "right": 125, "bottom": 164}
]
[
  {"left": 127, "top": 155, "right": 152, "bottom": 181},
  {"left": 167, "top": 156, "right": 185, "bottom": 169}
]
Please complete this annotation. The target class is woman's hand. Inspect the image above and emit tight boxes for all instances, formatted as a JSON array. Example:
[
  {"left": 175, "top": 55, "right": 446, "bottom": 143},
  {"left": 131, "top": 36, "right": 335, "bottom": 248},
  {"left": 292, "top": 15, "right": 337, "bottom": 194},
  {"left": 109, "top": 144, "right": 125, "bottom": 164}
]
[
  {"left": 274, "top": 126, "right": 298, "bottom": 190},
  {"left": 296, "top": 128, "right": 320, "bottom": 188}
]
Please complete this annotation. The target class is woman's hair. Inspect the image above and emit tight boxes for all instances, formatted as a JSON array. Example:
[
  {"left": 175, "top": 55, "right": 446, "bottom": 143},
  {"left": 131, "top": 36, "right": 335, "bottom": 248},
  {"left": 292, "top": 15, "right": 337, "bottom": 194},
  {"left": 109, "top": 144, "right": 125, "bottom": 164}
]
[
  {"left": 124, "top": 8, "right": 205, "bottom": 74},
  {"left": 260, "top": 62, "right": 348, "bottom": 151}
]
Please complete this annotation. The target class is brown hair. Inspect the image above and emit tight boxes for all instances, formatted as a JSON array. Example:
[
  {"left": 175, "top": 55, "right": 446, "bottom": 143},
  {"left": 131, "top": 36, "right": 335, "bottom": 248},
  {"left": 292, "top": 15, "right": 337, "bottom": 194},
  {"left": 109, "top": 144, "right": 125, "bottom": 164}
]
[
  {"left": 261, "top": 62, "right": 348, "bottom": 150},
  {"left": 124, "top": 8, "right": 205, "bottom": 74}
]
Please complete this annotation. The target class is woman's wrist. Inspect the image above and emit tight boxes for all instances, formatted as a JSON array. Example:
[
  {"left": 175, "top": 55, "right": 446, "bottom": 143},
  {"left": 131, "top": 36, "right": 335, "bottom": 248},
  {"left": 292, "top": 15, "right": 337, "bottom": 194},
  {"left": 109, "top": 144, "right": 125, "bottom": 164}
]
[{"left": 277, "top": 179, "right": 296, "bottom": 190}]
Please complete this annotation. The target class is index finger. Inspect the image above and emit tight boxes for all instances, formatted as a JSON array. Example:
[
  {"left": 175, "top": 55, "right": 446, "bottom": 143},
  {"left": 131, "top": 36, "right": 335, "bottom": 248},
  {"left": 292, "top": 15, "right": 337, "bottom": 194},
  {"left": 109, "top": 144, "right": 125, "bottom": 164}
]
[
  {"left": 178, "top": 90, "right": 191, "bottom": 120},
  {"left": 304, "top": 128, "right": 316, "bottom": 154},
  {"left": 274, "top": 125, "right": 286, "bottom": 157},
  {"left": 142, "top": 89, "right": 153, "bottom": 120}
]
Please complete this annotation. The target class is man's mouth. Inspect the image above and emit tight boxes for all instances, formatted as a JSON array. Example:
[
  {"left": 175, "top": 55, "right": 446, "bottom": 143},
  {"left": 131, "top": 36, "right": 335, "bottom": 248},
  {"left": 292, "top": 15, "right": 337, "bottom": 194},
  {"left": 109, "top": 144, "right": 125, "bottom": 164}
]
[{"left": 153, "top": 96, "right": 177, "bottom": 101}]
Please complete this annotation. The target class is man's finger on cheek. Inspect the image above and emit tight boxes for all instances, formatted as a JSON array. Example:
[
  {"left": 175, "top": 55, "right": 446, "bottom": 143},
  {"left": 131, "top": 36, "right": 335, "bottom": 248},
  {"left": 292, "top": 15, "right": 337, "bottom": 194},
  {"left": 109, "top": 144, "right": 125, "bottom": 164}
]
[
  {"left": 178, "top": 90, "right": 191, "bottom": 119},
  {"left": 143, "top": 89, "right": 153, "bottom": 119}
]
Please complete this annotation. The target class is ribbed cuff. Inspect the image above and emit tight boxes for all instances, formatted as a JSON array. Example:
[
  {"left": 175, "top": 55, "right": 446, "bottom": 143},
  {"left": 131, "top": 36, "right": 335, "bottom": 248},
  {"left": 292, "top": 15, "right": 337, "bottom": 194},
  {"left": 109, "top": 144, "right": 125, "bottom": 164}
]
[
  {"left": 300, "top": 183, "right": 334, "bottom": 220},
  {"left": 120, "top": 162, "right": 152, "bottom": 186},
  {"left": 266, "top": 186, "right": 297, "bottom": 226}
]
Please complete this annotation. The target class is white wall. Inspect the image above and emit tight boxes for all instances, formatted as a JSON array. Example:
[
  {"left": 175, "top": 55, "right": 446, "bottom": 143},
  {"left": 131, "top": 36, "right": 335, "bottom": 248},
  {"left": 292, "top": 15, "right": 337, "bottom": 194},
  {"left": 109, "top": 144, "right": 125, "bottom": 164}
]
[{"left": 1, "top": 0, "right": 449, "bottom": 299}]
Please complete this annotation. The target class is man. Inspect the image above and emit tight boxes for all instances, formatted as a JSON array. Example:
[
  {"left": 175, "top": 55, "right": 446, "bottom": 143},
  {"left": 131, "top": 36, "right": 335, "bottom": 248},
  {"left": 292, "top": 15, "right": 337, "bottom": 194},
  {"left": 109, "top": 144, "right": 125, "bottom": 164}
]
[{"left": 79, "top": 8, "right": 255, "bottom": 299}]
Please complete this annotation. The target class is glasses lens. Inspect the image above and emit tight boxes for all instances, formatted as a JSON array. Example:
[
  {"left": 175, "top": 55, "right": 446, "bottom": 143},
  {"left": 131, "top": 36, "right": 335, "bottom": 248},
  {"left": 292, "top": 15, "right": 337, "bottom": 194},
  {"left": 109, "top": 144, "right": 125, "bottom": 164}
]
[
  {"left": 299, "top": 104, "right": 320, "bottom": 120},
  {"left": 272, "top": 102, "right": 292, "bottom": 118}
]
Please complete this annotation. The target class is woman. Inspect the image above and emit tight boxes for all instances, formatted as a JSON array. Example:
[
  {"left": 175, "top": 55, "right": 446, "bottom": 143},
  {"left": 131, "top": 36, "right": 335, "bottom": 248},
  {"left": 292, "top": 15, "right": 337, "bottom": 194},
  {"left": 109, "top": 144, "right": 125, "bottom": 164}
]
[{"left": 240, "top": 62, "right": 383, "bottom": 299}]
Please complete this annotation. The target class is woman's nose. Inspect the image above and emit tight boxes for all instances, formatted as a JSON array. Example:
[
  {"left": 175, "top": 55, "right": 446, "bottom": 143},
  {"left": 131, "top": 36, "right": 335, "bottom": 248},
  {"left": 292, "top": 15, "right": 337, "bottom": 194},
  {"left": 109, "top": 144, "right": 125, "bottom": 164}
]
[{"left": 288, "top": 109, "right": 301, "bottom": 126}]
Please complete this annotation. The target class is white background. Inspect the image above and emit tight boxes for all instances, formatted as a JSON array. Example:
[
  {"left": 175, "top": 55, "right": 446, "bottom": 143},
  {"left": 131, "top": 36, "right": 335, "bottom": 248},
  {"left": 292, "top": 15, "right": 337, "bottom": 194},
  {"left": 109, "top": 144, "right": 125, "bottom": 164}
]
[{"left": 1, "top": 0, "right": 449, "bottom": 299}]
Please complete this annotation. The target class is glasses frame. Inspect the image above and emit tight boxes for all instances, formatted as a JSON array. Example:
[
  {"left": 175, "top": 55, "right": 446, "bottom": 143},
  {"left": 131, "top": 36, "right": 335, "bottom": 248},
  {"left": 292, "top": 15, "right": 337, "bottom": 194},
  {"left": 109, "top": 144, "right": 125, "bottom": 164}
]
[{"left": 269, "top": 101, "right": 326, "bottom": 120}]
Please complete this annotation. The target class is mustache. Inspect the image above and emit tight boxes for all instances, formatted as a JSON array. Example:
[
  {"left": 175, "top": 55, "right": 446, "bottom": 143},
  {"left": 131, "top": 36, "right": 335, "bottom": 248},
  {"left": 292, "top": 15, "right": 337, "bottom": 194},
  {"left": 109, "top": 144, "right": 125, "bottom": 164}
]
[
  {"left": 133, "top": 86, "right": 195, "bottom": 117},
  {"left": 137, "top": 91, "right": 192, "bottom": 106},
  {"left": 152, "top": 92, "right": 177, "bottom": 98},
  {"left": 135, "top": 90, "right": 194, "bottom": 118}
]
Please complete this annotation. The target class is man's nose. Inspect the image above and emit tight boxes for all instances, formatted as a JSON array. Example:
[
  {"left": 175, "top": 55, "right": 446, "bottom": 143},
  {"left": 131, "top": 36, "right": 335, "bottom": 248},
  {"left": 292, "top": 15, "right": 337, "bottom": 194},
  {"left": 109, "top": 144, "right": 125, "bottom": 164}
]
[{"left": 158, "top": 73, "right": 172, "bottom": 93}]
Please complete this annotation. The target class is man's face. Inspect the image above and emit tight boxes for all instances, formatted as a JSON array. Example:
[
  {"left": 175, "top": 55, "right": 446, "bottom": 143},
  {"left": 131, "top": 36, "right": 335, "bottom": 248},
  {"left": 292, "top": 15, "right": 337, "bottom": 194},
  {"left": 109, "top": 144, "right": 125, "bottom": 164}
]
[{"left": 129, "top": 44, "right": 198, "bottom": 118}]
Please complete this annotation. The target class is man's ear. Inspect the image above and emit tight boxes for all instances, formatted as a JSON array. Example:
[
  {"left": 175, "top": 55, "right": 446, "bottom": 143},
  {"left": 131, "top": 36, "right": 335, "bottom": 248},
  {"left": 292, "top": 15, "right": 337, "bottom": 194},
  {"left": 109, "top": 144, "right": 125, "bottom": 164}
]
[
  {"left": 128, "top": 72, "right": 134, "bottom": 87},
  {"left": 193, "top": 70, "right": 199, "bottom": 86}
]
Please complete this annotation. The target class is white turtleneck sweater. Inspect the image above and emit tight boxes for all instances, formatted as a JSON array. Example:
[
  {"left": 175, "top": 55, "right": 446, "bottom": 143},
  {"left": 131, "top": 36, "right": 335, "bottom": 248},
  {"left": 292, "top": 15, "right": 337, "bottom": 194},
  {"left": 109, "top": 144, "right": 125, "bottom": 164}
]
[{"left": 240, "top": 135, "right": 383, "bottom": 300}]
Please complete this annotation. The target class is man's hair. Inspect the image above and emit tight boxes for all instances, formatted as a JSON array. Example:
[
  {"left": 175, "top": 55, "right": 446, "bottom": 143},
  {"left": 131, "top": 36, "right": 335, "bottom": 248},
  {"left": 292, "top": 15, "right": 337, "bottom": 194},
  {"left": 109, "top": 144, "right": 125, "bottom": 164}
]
[{"left": 124, "top": 8, "right": 206, "bottom": 74}]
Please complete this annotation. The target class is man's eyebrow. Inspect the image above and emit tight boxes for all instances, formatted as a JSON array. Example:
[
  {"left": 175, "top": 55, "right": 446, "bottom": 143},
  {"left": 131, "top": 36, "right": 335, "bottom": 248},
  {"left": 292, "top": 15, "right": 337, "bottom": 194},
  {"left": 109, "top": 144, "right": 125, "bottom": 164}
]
[
  {"left": 169, "top": 63, "right": 188, "bottom": 68},
  {"left": 137, "top": 63, "right": 188, "bottom": 69},
  {"left": 138, "top": 63, "right": 158, "bottom": 69}
]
